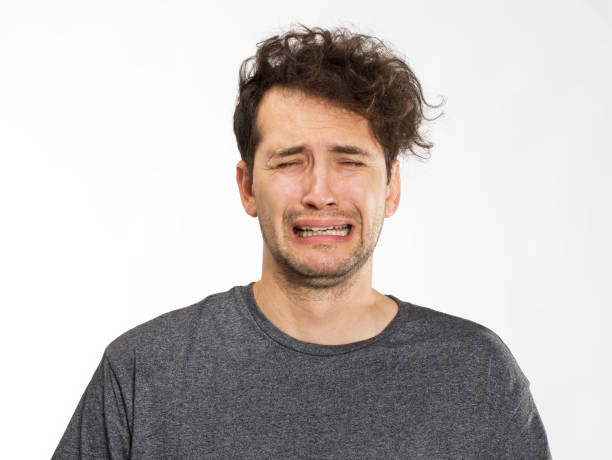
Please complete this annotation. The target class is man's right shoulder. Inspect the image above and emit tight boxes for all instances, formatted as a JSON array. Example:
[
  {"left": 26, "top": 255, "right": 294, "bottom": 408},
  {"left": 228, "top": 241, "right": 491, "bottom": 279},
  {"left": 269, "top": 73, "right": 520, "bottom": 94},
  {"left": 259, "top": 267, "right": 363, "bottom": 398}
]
[{"left": 102, "top": 284, "right": 248, "bottom": 366}]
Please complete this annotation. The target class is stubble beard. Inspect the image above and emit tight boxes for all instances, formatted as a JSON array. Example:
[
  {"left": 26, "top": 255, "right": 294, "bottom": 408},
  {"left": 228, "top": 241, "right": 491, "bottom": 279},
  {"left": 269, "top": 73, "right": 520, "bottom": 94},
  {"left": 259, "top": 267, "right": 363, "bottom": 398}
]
[{"left": 258, "top": 211, "right": 384, "bottom": 290}]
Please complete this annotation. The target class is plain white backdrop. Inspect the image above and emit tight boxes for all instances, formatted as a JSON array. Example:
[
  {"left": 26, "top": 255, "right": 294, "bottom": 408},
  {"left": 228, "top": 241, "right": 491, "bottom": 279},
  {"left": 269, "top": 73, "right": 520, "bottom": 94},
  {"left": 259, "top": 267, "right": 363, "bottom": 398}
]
[{"left": 1, "top": 0, "right": 610, "bottom": 458}]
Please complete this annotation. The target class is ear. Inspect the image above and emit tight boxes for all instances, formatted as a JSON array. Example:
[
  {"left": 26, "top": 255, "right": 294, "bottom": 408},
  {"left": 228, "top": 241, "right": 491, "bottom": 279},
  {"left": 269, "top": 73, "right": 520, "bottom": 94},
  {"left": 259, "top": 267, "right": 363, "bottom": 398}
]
[
  {"left": 384, "top": 159, "right": 401, "bottom": 218},
  {"left": 236, "top": 160, "right": 257, "bottom": 217}
]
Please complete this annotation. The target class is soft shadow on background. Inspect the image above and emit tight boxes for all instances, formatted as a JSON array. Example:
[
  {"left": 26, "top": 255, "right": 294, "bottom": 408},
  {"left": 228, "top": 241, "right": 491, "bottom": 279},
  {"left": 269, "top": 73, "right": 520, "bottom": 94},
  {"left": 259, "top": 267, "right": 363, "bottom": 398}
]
[{"left": 0, "top": 1, "right": 610, "bottom": 458}]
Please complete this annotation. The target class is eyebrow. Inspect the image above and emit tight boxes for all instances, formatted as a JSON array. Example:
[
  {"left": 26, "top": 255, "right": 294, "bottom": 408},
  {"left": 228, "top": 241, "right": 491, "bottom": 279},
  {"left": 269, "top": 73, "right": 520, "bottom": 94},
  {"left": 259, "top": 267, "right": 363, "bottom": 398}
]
[
  {"left": 268, "top": 144, "right": 371, "bottom": 160},
  {"left": 329, "top": 144, "right": 371, "bottom": 157},
  {"left": 268, "top": 145, "right": 306, "bottom": 159}
]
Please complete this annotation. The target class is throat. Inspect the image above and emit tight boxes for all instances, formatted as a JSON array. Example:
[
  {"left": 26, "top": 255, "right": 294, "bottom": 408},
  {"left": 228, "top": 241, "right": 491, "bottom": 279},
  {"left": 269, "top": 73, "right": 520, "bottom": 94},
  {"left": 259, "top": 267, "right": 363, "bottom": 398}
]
[{"left": 252, "top": 280, "right": 394, "bottom": 346}]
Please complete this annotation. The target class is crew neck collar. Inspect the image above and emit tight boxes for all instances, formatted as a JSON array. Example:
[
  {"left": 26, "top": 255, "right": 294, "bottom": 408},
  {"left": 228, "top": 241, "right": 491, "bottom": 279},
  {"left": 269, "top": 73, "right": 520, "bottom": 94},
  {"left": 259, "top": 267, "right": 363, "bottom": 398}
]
[{"left": 235, "top": 282, "right": 406, "bottom": 356}]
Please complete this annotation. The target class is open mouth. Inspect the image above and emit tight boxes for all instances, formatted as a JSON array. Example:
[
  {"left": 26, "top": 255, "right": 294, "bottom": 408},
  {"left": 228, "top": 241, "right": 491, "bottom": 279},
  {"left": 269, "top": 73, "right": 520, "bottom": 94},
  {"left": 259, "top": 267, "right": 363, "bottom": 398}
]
[{"left": 293, "top": 224, "right": 352, "bottom": 238}]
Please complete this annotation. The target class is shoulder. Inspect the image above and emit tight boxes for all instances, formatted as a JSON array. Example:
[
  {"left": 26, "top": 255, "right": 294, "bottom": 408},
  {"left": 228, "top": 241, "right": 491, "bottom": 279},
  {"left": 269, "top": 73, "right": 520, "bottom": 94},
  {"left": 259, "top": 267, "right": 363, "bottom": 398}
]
[
  {"left": 394, "top": 299, "right": 528, "bottom": 387},
  {"left": 396, "top": 298, "right": 507, "bottom": 350},
  {"left": 102, "top": 285, "right": 248, "bottom": 365}
]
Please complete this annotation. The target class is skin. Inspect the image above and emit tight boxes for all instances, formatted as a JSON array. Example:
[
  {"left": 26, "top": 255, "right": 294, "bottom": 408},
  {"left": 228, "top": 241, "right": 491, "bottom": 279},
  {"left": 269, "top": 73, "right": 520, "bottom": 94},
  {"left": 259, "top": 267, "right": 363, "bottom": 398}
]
[{"left": 236, "top": 87, "right": 401, "bottom": 345}]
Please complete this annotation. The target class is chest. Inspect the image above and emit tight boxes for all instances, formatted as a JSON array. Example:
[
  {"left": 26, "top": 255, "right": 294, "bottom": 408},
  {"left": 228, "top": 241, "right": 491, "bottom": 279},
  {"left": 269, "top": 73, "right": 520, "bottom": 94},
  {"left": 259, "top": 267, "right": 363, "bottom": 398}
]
[{"left": 129, "top": 349, "right": 491, "bottom": 458}]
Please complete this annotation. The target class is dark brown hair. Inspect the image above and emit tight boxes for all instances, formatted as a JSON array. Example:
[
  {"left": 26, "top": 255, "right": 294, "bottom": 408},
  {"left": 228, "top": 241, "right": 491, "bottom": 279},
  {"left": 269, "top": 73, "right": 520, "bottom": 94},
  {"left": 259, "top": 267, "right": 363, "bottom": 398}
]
[{"left": 233, "top": 25, "right": 442, "bottom": 182}]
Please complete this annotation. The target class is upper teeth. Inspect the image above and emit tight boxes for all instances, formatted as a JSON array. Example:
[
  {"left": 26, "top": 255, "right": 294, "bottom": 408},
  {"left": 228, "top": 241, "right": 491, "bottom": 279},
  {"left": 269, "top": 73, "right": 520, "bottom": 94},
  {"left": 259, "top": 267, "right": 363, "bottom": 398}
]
[
  {"left": 297, "top": 225, "right": 348, "bottom": 231},
  {"left": 294, "top": 225, "right": 351, "bottom": 237}
]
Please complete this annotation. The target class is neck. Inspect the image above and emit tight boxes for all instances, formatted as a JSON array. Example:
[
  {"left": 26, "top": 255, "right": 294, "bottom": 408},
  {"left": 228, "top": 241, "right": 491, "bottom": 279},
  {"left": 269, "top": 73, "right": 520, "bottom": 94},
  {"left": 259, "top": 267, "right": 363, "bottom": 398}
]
[{"left": 252, "top": 248, "right": 397, "bottom": 345}]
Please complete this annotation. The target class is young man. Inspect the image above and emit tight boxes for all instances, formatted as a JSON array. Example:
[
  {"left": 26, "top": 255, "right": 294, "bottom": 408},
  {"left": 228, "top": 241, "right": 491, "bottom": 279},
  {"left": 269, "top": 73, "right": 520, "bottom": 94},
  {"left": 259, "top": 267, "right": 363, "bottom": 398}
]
[{"left": 54, "top": 27, "right": 551, "bottom": 458}]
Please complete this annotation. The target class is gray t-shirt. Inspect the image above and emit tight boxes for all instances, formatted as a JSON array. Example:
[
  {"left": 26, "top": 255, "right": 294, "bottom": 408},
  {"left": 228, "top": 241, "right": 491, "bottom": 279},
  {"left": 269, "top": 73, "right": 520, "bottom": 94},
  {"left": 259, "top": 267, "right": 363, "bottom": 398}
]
[{"left": 53, "top": 284, "right": 551, "bottom": 459}]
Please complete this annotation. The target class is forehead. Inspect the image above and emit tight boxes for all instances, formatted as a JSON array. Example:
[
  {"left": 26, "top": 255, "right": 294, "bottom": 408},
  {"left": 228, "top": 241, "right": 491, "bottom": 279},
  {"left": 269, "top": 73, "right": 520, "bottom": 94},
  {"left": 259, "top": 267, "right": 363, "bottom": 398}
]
[{"left": 255, "top": 87, "right": 382, "bottom": 159}]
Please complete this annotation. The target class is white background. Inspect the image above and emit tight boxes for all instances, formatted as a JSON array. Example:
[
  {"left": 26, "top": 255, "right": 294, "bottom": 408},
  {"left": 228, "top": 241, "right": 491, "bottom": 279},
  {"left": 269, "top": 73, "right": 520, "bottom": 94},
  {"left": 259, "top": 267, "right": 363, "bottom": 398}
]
[{"left": 1, "top": 0, "right": 610, "bottom": 458}]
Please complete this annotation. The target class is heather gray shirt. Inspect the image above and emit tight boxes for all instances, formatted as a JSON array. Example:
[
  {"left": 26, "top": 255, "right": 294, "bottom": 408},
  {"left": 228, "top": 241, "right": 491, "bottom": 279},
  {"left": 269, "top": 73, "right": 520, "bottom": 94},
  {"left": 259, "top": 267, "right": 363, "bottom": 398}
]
[{"left": 53, "top": 284, "right": 551, "bottom": 459}]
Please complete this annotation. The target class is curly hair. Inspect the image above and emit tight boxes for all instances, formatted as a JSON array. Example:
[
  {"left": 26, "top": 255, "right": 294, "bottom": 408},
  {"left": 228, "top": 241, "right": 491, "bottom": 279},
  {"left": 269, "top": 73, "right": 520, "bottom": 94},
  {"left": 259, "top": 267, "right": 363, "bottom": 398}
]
[{"left": 233, "top": 25, "right": 442, "bottom": 182}]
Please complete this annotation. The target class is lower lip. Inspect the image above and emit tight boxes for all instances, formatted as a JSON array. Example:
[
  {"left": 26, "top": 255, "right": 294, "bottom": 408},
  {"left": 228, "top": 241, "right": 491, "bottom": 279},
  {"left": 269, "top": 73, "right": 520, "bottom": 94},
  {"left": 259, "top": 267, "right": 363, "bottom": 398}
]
[{"left": 290, "top": 226, "right": 355, "bottom": 244}]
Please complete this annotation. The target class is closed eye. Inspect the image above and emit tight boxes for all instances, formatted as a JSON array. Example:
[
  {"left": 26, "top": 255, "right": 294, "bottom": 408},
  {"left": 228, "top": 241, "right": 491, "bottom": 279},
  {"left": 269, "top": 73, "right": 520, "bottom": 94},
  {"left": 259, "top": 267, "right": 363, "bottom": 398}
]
[
  {"left": 276, "top": 161, "right": 301, "bottom": 168},
  {"left": 340, "top": 161, "right": 364, "bottom": 166}
]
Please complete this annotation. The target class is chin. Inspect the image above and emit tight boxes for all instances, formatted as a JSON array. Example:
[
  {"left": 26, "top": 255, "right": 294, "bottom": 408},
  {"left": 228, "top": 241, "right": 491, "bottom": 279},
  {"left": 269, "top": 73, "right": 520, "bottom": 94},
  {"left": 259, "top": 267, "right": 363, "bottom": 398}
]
[
  {"left": 281, "top": 255, "right": 367, "bottom": 287},
  {"left": 285, "top": 270, "right": 353, "bottom": 289}
]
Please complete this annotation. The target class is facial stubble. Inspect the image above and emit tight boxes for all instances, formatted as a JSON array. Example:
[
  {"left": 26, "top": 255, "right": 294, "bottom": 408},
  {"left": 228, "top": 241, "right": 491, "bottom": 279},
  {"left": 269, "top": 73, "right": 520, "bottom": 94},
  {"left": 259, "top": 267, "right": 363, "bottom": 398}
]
[{"left": 257, "top": 208, "right": 385, "bottom": 290}]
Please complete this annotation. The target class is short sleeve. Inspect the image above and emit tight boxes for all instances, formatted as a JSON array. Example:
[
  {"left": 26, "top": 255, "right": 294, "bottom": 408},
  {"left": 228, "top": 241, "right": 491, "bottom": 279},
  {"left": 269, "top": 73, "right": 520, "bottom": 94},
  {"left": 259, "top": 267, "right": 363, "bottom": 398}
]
[
  {"left": 485, "top": 338, "right": 552, "bottom": 459},
  {"left": 52, "top": 353, "right": 132, "bottom": 459},
  {"left": 495, "top": 384, "right": 552, "bottom": 459}
]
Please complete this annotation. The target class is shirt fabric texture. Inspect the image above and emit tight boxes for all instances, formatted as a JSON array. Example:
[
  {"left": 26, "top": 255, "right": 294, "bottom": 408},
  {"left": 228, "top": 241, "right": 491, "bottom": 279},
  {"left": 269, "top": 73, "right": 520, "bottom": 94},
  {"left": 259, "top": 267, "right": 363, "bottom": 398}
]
[{"left": 53, "top": 283, "right": 551, "bottom": 459}]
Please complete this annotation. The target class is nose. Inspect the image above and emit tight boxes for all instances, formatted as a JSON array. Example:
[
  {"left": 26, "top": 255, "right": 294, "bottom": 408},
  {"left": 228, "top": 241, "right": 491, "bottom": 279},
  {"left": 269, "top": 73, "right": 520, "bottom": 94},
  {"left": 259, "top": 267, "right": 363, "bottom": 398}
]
[{"left": 301, "top": 161, "right": 336, "bottom": 210}]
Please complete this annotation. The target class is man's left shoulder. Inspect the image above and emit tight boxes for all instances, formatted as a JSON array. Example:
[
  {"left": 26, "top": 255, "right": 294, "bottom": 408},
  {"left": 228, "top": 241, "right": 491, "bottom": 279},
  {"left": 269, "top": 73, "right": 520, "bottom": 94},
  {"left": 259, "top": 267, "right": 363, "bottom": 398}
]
[{"left": 398, "top": 300, "right": 528, "bottom": 385}]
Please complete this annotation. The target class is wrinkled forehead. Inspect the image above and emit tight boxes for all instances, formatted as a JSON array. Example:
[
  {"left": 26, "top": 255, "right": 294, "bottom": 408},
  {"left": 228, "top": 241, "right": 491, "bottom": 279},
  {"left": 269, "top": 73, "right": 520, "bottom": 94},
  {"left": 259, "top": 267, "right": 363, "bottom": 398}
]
[{"left": 255, "top": 87, "right": 382, "bottom": 160}]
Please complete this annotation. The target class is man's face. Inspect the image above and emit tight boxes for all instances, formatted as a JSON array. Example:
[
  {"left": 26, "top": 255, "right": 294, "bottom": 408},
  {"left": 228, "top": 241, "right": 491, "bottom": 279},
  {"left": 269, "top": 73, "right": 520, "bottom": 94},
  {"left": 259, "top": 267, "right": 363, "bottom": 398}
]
[{"left": 237, "top": 87, "right": 400, "bottom": 288}]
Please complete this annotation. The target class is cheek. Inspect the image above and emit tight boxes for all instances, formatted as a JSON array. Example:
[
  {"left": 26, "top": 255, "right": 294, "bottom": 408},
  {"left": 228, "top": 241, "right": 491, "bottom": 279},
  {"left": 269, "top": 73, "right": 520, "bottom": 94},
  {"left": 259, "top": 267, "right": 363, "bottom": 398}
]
[
  {"left": 338, "top": 176, "right": 384, "bottom": 219},
  {"left": 254, "top": 177, "right": 301, "bottom": 219}
]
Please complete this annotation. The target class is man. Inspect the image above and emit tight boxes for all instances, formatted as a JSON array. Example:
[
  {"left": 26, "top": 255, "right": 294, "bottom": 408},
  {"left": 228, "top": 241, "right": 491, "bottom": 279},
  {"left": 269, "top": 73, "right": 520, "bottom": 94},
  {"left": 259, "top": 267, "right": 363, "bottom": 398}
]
[{"left": 53, "top": 26, "right": 551, "bottom": 458}]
